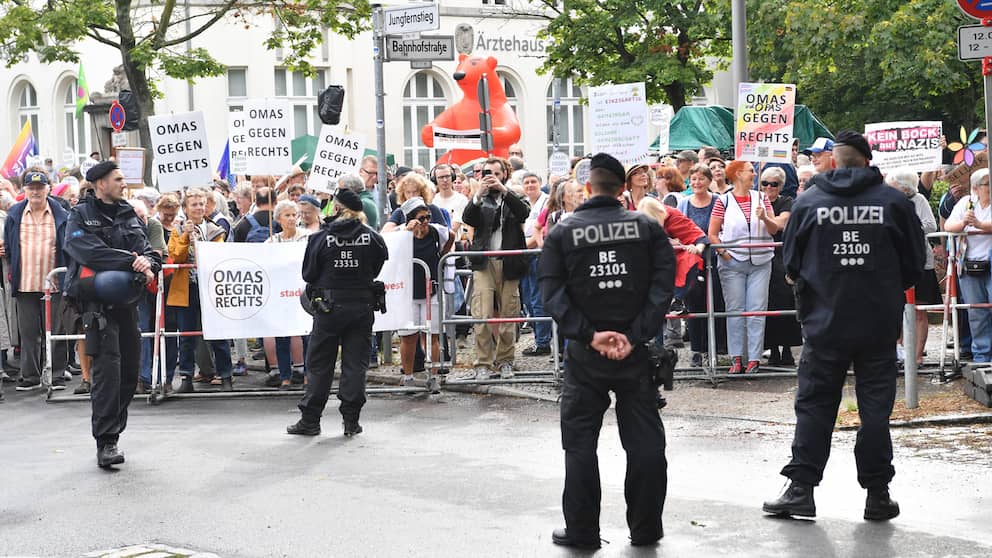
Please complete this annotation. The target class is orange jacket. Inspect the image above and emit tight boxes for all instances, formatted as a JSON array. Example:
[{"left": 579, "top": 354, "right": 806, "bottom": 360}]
[{"left": 166, "top": 222, "right": 226, "bottom": 307}]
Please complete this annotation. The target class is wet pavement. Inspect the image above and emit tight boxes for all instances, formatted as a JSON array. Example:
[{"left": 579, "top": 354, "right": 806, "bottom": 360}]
[{"left": 1, "top": 389, "right": 990, "bottom": 557}]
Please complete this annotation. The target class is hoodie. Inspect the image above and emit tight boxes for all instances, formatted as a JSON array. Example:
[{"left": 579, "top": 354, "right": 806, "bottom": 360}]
[
  {"left": 783, "top": 167, "right": 925, "bottom": 348},
  {"left": 302, "top": 216, "right": 388, "bottom": 291}
]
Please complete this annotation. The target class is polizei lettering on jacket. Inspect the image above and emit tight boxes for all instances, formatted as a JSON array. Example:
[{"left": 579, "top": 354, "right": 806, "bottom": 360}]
[
  {"left": 815, "top": 206, "right": 883, "bottom": 226},
  {"left": 326, "top": 233, "right": 371, "bottom": 248},
  {"left": 571, "top": 222, "right": 641, "bottom": 247}
]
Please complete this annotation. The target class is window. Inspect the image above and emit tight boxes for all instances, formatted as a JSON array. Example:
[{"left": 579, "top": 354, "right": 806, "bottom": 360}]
[
  {"left": 62, "top": 80, "right": 91, "bottom": 164},
  {"left": 16, "top": 82, "right": 40, "bottom": 152},
  {"left": 227, "top": 68, "right": 247, "bottom": 98},
  {"left": 497, "top": 71, "right": 520, "bottom": 117},
  {"left": 482, "top": 0, "right": 507, "bottom": 4},
  {"left": 546, "top": 78, "right": 584, "bottom": 158},
  {"left": 273, "top": 67, "right": 328, "bottom": 137},
  {"left": 402, "top": 71, "right": 449, "bottom": 168}
]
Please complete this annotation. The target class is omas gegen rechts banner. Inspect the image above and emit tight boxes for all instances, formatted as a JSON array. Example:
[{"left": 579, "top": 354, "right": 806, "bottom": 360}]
[
  {"left": 735, "top": 83, "right": 796, "bottom": 163},
  {"left": 195, "top": 242, "right": 311, "bottom": 340}
]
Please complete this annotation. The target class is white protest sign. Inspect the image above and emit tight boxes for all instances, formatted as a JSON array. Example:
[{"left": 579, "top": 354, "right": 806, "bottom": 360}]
[
  {"left": 864, "top": 121, "right": 943, "bottom": 173},
  {"left": 735, "top": 82, "right": 796, "bottom": 163},
  {"left": 116, "top": 147, "right": 145, "bottom": 187},
  {"left": 433, "top": 126, "right": 482, "bottom": 150},
  {"left": 650, "top": 104, "right": 674, "bottom": 155},
  {"left": 373, "top": 231, "right": 415, "bottom": 332},
  {"left": 574, "top": 158, "right": 591, "bottom": 185},
  {"left": 240, "top": 99, "right": 292, "bottom": 175},
  {"left": 196, "top": 242, "right": 311, "bottom": 340},
  {"left": 307, "top": 125, "right": 368, "bottom": 193},
  {"left": 589, "top": 82, "right": 650, "bottom": 166},
  {"left": 228, "top": 111, "right": 248, "bottom": 174},
  {"left": 148, "top": 111, "right": 211, "bottom": 192},
  {"left": 79, "top": 158, "right": 97, "bottom": 177},
  {"left": 62, "top": 148, "right": 76, "bottom": 168},
  {"left": 548, "top": 151, "right": 570, "bottom": 177}
]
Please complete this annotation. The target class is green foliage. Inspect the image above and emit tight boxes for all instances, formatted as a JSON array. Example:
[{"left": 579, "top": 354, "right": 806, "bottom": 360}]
[
  {"left": 747, "top": 0, "right": 982, "bottom": 132},
  {"left": 930, "top": 179, "right": 949, "bottom": 219},
  {"left": 537, "top": 0, "right": 731, "bottom": 109}
]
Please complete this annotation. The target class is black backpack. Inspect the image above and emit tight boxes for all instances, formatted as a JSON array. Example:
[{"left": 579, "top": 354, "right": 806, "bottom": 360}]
[{"left": 318, "top": 85, "right": 345, "bottom": 125}]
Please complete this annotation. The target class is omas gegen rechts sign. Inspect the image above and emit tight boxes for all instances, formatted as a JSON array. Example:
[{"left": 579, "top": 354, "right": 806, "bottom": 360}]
[
  {"left": 207, "top": 258, "right": 269, "bottom": 320},
  {"left": 148, "top": 111, "right": 211, "bottom": 192}
]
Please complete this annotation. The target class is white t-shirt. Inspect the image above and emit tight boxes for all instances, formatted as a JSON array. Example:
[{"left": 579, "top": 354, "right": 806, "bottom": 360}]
[
  {"left": 949, "top": 194, "right": 992, "bottom": 261},
  {"left": 524, "top": 192, "right": 549, "bottom": 239},
  {"left": 433, "top": 191, "right": 469, "bottom": 225}
]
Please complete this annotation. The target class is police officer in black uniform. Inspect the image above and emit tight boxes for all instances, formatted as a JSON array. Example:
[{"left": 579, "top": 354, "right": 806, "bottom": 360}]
[
  {"left": 288, "top": 188, "right": 388, "bottom": 437},
  {"left": 539, "top": 153, "right": 675, "bottom": 549},
  {"left": 63, "top": 161, "right": 162, "bottom": 468},
  {"left": 763, "top": 131, "right": 925, "bottom": 520}
]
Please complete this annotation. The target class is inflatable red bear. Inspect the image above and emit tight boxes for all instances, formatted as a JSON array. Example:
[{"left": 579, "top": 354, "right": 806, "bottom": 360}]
[{"left": 421, "top": 54, "right": 521, "bottom": 166}]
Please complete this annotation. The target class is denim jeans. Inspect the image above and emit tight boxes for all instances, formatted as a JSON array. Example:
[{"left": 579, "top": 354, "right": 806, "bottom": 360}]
[
  {"left": 717, "top": 257, "right": 772, "bottom": 361},
  {"left": 520, "top": 257, "right": 551, "bottom": 348},
  {"left": 177, "top": 287, "right": 232, "bottom": 378},
  {"left": 275, "top": 336, "right": 309, "bottom": 380},
  {"left": 959, "top": 272, "right": 992, "bottom": 362}
]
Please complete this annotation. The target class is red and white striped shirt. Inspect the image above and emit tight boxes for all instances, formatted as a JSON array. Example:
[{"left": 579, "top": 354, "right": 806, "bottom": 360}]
[{"left": 711, "top": 194, "right": 775, "bottom": 223}]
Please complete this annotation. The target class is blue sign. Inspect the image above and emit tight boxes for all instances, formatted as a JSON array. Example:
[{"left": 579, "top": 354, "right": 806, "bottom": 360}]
[{"left": 109, "top": 100, "right": 126, "bottom": 132}]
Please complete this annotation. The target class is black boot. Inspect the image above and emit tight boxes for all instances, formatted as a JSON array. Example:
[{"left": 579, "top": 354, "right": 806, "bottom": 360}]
[
  {"left": 343, "top": 418, "right": 363, "bottom": 437},
  {"left": 220, "top": 377, "right": 233, "bottom": 392},
  {"left": 551, "top": 528, "right": 601, "bottom": 549},
  {"left": 864, "top": 487, "right": 900, "bottom": 521},
  {"left": 763, "top": 480, "right": 816, "bottom": 517},
  {"left": 97, "top": 444, "right": 125, "bottom": 468},
  {"left": 287, "top": 419, "right": 321, "bottom": 436},
  {"left": 176, "top": 376, "right": 194, "bottom": 393}
]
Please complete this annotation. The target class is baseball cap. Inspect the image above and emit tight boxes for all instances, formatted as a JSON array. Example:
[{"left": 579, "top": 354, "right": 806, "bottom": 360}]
[
  {"left": 803, "top": 137, "right": 835, "bottom": 155},
  {"left": 24, "top": 171, "right": 49, "bottom": 186}
]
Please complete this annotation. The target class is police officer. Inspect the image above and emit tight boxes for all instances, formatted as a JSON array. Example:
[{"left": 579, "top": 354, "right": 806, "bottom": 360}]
[
  {"left": 63, "top": 161, "right": 162, "bottom": 468},
  {"left": 539, "top": 153, "right": 675, "bottom": 549},
  {"left": 288, "top": 188, "right": 388, "bottom": 437},
  {"left": 763, "top": 131, "right": 925, "bottom": 520}
]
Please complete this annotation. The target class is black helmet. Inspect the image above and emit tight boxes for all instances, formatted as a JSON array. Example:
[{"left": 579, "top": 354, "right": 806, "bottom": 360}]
[{"left": 77, "top": 270, "right": 147, "bottom": 306}]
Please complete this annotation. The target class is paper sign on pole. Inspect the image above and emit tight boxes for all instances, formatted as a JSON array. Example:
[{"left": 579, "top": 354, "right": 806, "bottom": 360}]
[
  {"left": 650, "top": 104, "right": 675, "bottom": 155},
  {"left": 116, "top": 147, "right": 145, "bottom": 187},
  {"left": 589, "top": 82, "right": 650, "bottom": 166},
  {"left": 111, "top": 132, "right": 127, "bottom": 148},
  {"left": 373, "top": 231, "right": 415, "bottom": 332},
  {"left": 864, "top": 121, "right": 943, "bottom": 173},
  {"left": 228, "top": 111, "right": 248, "bottom": 174},
  {"left": 548, "top": 151, "right": 570, "bottom": 177},
  {"left": 196, "top": 242, "right": 311, "bottom": 340},
  {"left": 62, "top": 148, "right": 76, "bottom": 168},
  {"left": 148, "top": 111, "right": 211, "bottom": 192},
  {"left": 238, "top": 99, "right": 292, "bottom": 175},
  {"left": 432, "top": 127, "right": 482, "bottom": 150},
  {"left": 735, "top": 83, "right": 796, "bottom": 163},
  {"left": 307, "top": 125, "right": 368, "bottom": 193}
]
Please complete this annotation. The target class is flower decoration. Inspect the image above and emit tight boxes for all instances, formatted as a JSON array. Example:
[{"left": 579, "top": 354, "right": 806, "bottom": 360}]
[{"left": 948, "top": 126, "right": 986, "bottom": 165}]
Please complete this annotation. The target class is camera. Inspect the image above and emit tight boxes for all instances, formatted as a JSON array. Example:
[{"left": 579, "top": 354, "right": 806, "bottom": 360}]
[{"left": 481, "top": 169, "right": 493, "bottom": 177}]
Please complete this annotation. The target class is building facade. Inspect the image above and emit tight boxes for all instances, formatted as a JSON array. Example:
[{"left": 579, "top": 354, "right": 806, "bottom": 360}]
[{"left": 1, "top": 1, "right": 734, "bottom": 180}]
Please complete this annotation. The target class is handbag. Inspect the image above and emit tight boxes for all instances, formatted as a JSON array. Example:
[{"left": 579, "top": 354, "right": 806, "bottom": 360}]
[{"left": 963, "top": 259, "right": 991, "bottom": 275}]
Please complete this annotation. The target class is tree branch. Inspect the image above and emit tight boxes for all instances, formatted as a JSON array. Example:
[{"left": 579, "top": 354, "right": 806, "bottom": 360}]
[
  {"left": 86, "top": 29, "right": 121, "bottom": 49},
  {"left": 154, "top": 0, "right": 176, "bottom": 44},
  {"left": 614, "top": 26, "right": 635, "bottom": 65},
  {"left": 158, "top": 0, "right": 238, "bottom": 48},
  {"left": 92, "top": 24, "right": 121, "bottom": 37}
]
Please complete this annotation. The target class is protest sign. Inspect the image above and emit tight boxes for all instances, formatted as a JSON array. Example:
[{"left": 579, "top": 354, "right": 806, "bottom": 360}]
[
  {"left": 548, "top": 151, "right": 570, "bottom": 177},
  {"left": 196, "top": 242, "right": 311, "bottom": 340},
  {"left": 148, "top": 111, "right": 211, "bottom": 192},
  {"left": 228, "top": 111, "right": 248, "bottom": 174},
  {"left": 650, "top": 104, "right": 674, "bottom": 155},
  {"left": 432, "top": 127, "right": 483, "bottom": 150},
  {"left": 735, "top": 83, "right": 796, "bottom": 163},
  {"left": 116, "top": 147, "right": 145, "bottom": 187},
  {"left": 945, "top": 150, "right": 988, "bottom": 186},
  {"left": 588, "top": 82, "right": 650, "bottom": 166},
  {"left": 233, "top": 99, "right": 292, "bottom": 175},
  {"left": 307, "top": 125, "right": 368, "bottom": 193},
  {"left": 864, "top": 121, "right": 942, "bottom": 173},
  {"left": 373, "top": 231, "right": 415, "bottom": 332}
]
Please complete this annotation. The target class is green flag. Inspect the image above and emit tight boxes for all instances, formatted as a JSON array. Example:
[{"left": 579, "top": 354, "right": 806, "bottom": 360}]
[{"left": 75, "top": 63, "right": 89, "bottom": 118}]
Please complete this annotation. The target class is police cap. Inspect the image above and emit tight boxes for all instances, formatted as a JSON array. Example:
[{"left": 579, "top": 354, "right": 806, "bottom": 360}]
[
  {"left": 589, "top": 153, "right": 625, "bottom": 184},
  {"left": 85, "top": 161, "right": 119, "bottom": 183}
]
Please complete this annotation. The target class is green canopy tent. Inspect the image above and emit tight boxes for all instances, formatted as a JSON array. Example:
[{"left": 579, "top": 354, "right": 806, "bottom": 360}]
[
  {"left": 291, "top": 135, "right": 396, "bottom": 172},
  {"left": 651, "top": 105, "right": 833, "bottom": 155}
]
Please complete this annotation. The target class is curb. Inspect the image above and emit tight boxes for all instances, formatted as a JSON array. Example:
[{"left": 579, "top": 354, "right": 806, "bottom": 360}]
[
  {"left": 838, "top": 412, "right": 992, "bottom": 431},
  {"left": 366, "top": 370, "right": 560, "bottom": 403}
]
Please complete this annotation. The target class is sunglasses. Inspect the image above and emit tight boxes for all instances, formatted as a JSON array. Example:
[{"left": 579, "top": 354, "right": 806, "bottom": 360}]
[
  {"left": 760, "top": 181, "right": 781, "bottom": 188},
  {"left": 414, "top": 215, "right": 430, "bottom": 223}
]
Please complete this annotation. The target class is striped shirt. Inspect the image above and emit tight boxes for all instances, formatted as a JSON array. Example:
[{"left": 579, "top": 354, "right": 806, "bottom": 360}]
[
  {"left": 19, "top": 204, "right": 56, "bottom": 292},
  {"left": 711, "top": 195, "right": 775, "bottom": 223}
]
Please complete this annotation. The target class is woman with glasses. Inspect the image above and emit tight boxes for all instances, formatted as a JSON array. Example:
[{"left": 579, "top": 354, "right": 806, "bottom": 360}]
[
  {"left": 708, "top": 161, "right": 780, "bottom": 374},
  {"left": 758, "top": 167, "right": 801, "bottom": 367},
  {"left": 945, "top": 168, "right": 992, "bottom": 363}
]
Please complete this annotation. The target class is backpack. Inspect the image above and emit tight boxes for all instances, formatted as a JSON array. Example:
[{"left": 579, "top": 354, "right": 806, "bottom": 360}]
[{"left": 244, "top": 214, "right": 270, "bottom": 243}]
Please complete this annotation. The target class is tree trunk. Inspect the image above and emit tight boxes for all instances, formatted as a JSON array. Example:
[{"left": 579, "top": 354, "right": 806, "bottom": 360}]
[
  {"left": 664, "top": 83, "right": 687, "bottom": 111},
  {"left": 115, "top": 0, "right": 155, "bottom": 186}
]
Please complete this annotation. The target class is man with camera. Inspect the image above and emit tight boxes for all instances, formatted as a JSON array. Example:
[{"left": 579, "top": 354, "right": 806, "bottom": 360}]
[{"left": 454, "top": 157, "right": 530, "bottom": 381}]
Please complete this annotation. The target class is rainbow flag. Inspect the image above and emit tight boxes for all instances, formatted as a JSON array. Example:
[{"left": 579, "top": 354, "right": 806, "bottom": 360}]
[
  {"left": 75, "top": 62, "right": 89, "bottom": 118},
  {"left": 1, "top": 121, "right": 38, "bottom": 179}
]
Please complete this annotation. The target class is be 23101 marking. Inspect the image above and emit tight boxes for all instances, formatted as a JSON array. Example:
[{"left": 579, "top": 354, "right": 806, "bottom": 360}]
[{"left": 589, "top": 250, "right": 629, "bottom": 287}]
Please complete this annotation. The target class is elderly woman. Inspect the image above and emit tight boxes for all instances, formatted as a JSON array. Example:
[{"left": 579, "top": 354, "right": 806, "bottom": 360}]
[
  {"left": 653, "top": 166, "right": 684, "bottom": 205},
  {"left": 758, "top": 167, "right": 801, "bottom": 366},
  {"left": 796, "top": 165, "right": 816, "bottom": 195},
  {"left": 708, "top": 161, "right": 780, "bottom": 374},
  {"left": 885, "top": 169, "right": 938, "bottom": 365},
  {"left": 708, "top": 158, "right": 729, "bottom": 194},
  {"left": 946, "top": 168, "right": 992, "bottom": 362},
  {"left": 298, "top": 195, "right": 322, "bottom": 234},
  {"left": 381, "top": 173, "right": 450, "bottom": 232}
]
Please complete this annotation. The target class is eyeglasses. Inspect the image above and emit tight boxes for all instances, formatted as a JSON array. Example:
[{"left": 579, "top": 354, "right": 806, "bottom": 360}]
[
  {"left": 435, "top": 174, "right": 452, "bottom": 180},
  {"left": 414, "top": 215, "right": 430, "bottom": 223},
  {"left": 360, "top": 167, "right": 376, "bottom": 175},
  {"left": 473, "top": 168, "right": 484, "bottom": 175},
  {"left": 509, "top": 151, "right": 523, "bottom": 157},
  {"left": 760, "top": 181, "right": 781, "bottom": 188}
]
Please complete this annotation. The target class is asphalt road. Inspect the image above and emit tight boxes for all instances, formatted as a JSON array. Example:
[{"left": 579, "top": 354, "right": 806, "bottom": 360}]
[{"left": 1, "top": 389, "right": 990, "bottom": 557}]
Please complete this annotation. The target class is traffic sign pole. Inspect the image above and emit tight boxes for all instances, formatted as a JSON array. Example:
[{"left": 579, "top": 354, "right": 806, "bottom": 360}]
[
  {"left": 373, "top": 4, "right": 389, "bottom": 225},
  {"left": 984, "top": 18, "right": 992, "bottom": 186}
]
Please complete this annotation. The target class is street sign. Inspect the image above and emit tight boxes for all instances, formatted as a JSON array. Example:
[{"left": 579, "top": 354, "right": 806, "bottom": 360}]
[
  {"left": 109, "top": 100, "right": 126, "bottom": 133},
  {"left": 957, "top": 0, "right": 992, "bottom": 19},
  {"left": 959, "top": 24, "right": 992, "bottom": 60},
  {"left": 382, "top": 3, "right": 439, "bottom": 35},
  {"left": 410, "top": 60, "right": 433, "bottom": 69},
  {"left": 384, "top": 35, "right": 454, "bottom": 61},
  {"left": 111, "top": 132, "right": 127, "bottom": 147}
]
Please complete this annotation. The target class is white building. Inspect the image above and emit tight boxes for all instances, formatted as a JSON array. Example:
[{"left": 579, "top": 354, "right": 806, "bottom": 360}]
[{"left": 1, "top": 1, "right": 734, "bottom": 180}]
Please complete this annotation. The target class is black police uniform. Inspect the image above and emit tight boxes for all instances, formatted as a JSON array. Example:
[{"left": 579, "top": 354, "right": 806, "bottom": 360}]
[
  {"left": 295, "top": 214, "right": 388, "bottom": 432},
  {"left": 63, "top": 191, "right": 162, "bottom": 455},
  {"left": 778, "top": 165, "right": 925, "bottom": 493},
  {"left": 539, "top": 192, "right": 675, "bottom": 545}
]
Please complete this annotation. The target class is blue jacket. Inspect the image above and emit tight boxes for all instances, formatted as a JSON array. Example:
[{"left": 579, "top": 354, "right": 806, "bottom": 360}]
[{"left": 4, "top": 197, "right": 69, "bottom": 296}]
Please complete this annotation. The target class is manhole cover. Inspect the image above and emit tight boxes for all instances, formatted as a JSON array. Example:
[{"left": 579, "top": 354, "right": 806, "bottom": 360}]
[{"left": 83, "top": 544, "right": 220, "bottom": 558}]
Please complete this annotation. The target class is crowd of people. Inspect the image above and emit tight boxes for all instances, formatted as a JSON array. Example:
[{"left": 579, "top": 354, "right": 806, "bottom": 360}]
[{"left": 0, "top": 132, "right": 986, "bottom": 400}]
